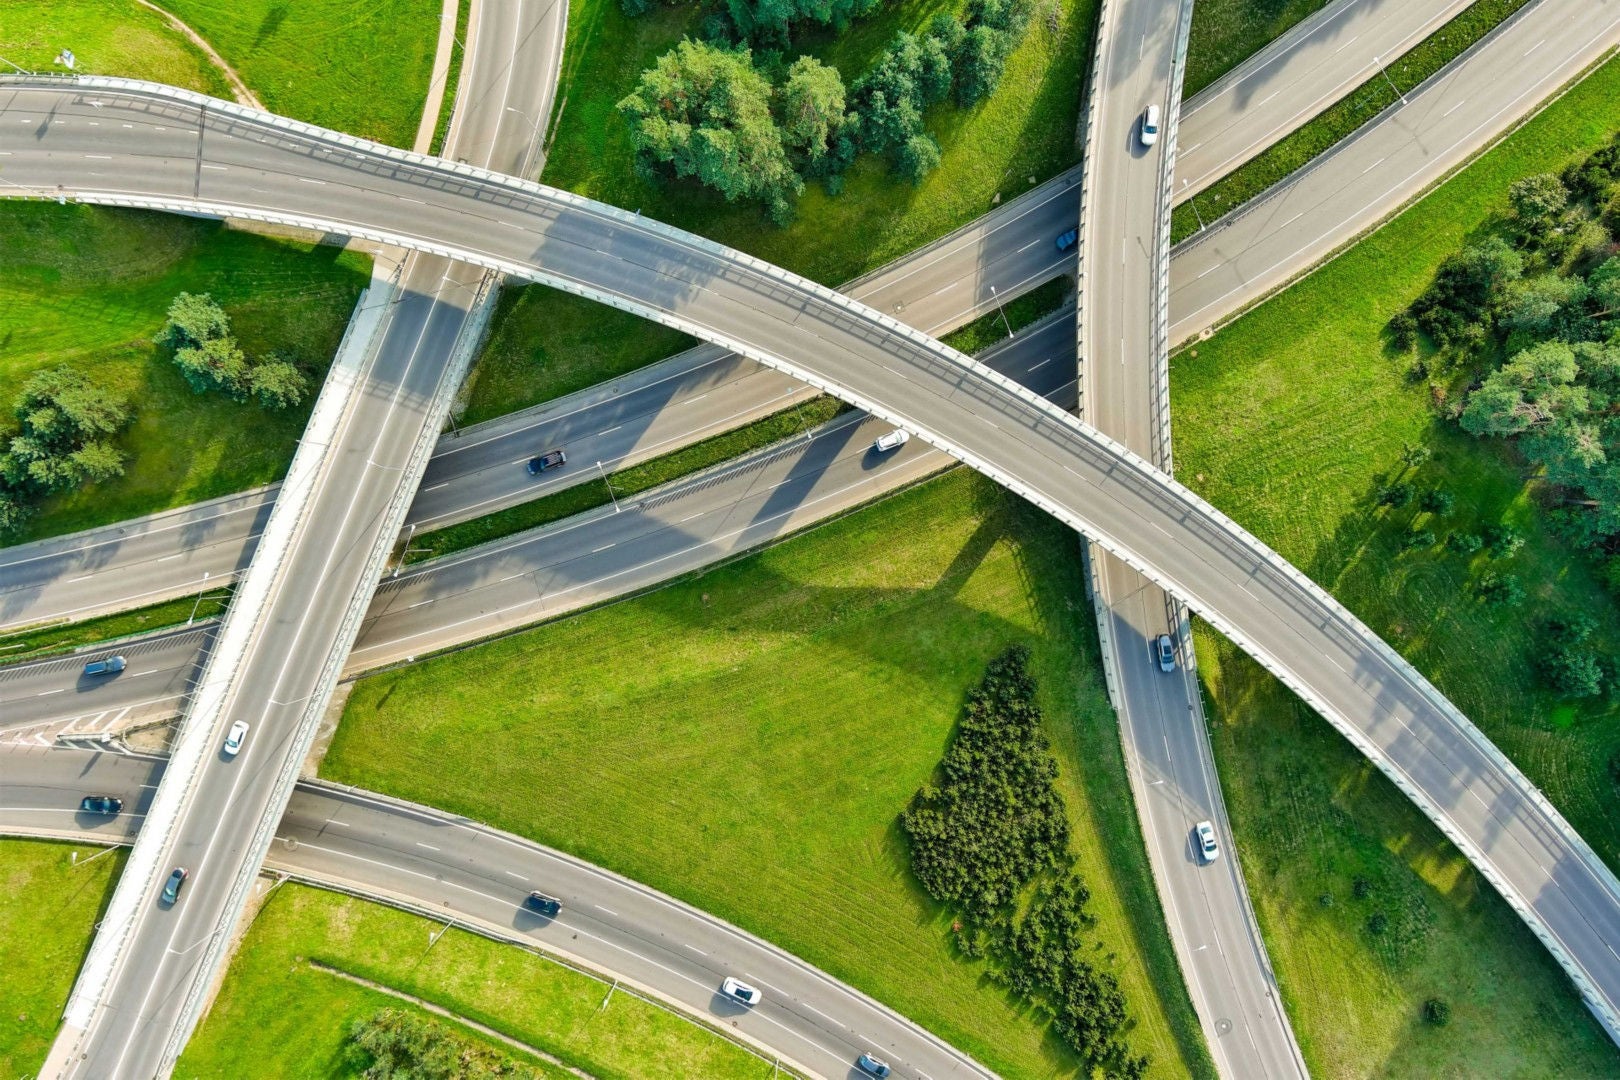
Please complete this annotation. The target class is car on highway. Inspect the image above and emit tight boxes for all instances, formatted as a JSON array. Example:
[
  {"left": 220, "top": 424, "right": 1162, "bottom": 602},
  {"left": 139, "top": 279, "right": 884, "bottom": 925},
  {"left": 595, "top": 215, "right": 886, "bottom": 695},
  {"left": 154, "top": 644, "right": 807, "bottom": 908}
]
[
  {"left": 1194, "top": 820, "right": 1220, "bottom": 863},
  {"left": 873, "top": 428, "right": 910, "bottom": 453},
  {"left": 1155, "top": 633, "right": 1176, "bottom": 673},
  {"left": 222, "top": 720, "right": 250, "bottom": 757},
  {"left": 1055, "top": 226, "right": 1078, "bottom": 252},
  {"left": 1139, "top": 104, "right": 1161, "bottom": 147},
  {"left": 79, "top": 794, "right": 123, "bottom": 816},
  {"left": 720, "top": 976, "right": 762, "bottom": 1006},
  {"left": 857, "top": 1052, "right": 893, "bottom": 1077},
  {"left": 161, "top": 866, "right": 189, "bottom": 904},
  {"left": 525, "top": 891, "right": 562, "bottom": 917},
  {"left": 82, "top": 655, "right": 127, "bottom": 677},
  {"left": 526, "top": 449, "right": 567, "bottom": 475}
]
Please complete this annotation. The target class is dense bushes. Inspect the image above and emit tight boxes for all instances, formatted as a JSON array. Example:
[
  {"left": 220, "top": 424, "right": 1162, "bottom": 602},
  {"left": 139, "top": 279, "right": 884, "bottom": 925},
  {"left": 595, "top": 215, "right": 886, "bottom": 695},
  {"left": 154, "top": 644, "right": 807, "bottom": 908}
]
[
  {"left": 0, "top": 367, "right": 133, "bottom": 534},
  {"left": 619, "top": 0, "right": 1034, "bottom": 221},
  {"left": 901, "top": 646, "right": 1145, "bottom": 1077},
  {"left": 345, "top": 1008, "right": 543, "bottom": 1079},
  {"left": 1392, "top": 134, "right": 1620, "bottom": 567}
]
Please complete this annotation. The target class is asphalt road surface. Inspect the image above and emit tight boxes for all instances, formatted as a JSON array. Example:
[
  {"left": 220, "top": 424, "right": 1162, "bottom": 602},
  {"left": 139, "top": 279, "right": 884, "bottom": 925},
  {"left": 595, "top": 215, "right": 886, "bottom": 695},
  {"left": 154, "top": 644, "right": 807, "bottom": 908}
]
[
  {"left": 7, "top": 37, "right": 1620, "bottom": 1047},
  {"left": 1077, "top": 0, "right": 1304, "bottom": 1071},
  {"left": 0, "top": 749, "right": 992, "bottom": 1080},
  {"left": 0, "top": 0, "right": 1496, "bottom": 635},
  {"left": 37, "top": 3, "right": 573, "bottom": 1074}
]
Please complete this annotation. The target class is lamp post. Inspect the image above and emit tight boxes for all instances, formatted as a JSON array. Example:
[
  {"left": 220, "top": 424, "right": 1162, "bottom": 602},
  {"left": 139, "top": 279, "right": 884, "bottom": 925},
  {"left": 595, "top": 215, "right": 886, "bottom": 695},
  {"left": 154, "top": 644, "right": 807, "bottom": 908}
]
[
  {"left": 1372, "top": 55, "right": 1408, "bottom": 106},
  {"left": 988, "top": 285, "right": 1013, "bottom": 338}
]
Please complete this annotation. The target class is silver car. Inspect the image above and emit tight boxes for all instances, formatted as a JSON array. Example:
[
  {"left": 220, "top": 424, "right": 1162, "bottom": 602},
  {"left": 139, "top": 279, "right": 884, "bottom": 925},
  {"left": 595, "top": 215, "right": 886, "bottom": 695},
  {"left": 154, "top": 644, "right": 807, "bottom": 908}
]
[
  {"left": 1155, "top": 633, "right": 1176, "bottom": 673},
  {"left": 1140, "top": 104, "right": 1161, "bottom": 147}
]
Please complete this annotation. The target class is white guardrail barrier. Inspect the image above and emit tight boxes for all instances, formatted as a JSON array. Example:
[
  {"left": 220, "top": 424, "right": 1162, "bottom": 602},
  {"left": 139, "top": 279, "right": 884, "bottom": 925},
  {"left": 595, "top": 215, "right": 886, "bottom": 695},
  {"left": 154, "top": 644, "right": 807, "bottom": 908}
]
[{"left": 9, "top": 74, "right": 1620, "bottom": 1046}]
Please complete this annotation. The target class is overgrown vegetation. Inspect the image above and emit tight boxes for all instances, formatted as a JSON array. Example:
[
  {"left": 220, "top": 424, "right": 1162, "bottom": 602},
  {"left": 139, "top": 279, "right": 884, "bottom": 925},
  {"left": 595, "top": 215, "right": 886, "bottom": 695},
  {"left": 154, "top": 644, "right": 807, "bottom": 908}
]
[
  {"left": 1173, "top": 0, "right": 1534, "bottom": 244},
  {"left": 346, "top": 1009, "right": 543, "bottom": 1080},
  {"left": 620, "top": 0, "right": 1034, "bottom": 220},
  {"left": 0, "top": 590, "right": 230, "bottom": 666},
  {"left": 1387, "top": 135, "right": 1620, "bottom": 698},
  {"left": 902, "top": 646, "right": 1145, "bottom": 1076}
]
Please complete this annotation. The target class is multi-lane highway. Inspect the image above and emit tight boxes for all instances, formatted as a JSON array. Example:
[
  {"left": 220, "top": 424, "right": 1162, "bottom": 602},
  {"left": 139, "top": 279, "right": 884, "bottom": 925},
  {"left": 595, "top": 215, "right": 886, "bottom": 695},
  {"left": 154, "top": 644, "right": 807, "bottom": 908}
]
[
  {"left": 1, "top": 314, "right": 1077, "bottom": 735},
  {"left": 0, "top": 0, "right": 1495, "bottom": 635},
  {"left": 7, "top": 44, "right": 1620, "bottom": 1058},
  {"left": 37, "top": 4, "right": 574, "bottom": 1075},
  {"left": 1076, "top": 0, "right": 1304, "bottom": 1072},
  {"left": 0, "top": 749, "right": 992, "bottom": 1080}
]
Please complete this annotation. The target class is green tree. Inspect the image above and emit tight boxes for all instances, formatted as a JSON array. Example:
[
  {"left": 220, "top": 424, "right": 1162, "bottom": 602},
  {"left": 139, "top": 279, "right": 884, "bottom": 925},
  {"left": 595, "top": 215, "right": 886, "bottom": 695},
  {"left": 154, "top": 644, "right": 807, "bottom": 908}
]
[
  {"left": 1508, "top": 172, "right": 1570, "bottom": 229},
  {"left": 247, "top": 353, "right": 310, "bottom": 411},
  {"left": 154, "top": 291, "right": 231, "bottom": 353},
  {"left": 0, "top": 366, "right": 133, "bottom": 533},
  {"left": 1417, "top": 488, "right": 1455, "bottom": 516},
  {"left": 1460, "top": 341, "right": 1587, "bottom": 438},
  {"left": 778, "top": 56, "right": 846, "bottom": 170},
  {"left": 173, "top": 336, "right": 252, "bottom": 399},
  {"left": 619, "top": 40, "right": 801, "bottom": 216},
  {"left": 896, "top": 132, "right": 941, "bottom": 185},
  {"left": 953, "top": 24, "right": 1010, "bottom": 106}
]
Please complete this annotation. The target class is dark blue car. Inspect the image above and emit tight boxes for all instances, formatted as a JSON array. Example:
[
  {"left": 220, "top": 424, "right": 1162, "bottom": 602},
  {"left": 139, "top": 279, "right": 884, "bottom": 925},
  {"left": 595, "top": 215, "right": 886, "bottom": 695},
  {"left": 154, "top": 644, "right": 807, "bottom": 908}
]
[{"left": 1055, "top": 227, "right": 1078, "bottom": 252}]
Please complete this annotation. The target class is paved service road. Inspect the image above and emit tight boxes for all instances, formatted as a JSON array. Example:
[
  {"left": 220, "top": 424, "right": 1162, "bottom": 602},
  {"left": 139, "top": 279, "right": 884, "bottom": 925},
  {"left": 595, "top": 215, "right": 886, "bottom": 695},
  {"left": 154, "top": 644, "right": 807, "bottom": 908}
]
[
  {"left": 8, "top": 59, "right": 1620, "bottom": 1048},
  {"left": 0, "top": 749, "right": 992, "bottom": 1080},
  {"left": 0, "top": 0, "right": 1465, "bottom": 634},
  {"left": 1077, "top": 0, "right": 1304, "bottom": 1071}
]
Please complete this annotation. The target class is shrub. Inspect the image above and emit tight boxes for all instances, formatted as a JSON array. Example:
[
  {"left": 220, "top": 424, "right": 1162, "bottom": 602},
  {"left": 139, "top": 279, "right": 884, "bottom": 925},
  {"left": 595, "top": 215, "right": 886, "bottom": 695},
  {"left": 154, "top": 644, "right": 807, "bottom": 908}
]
[
  {"left": 0, "top": 366, "right": 134, "bottom": 534},
  {"left": 1375, "top": 481, "right": 1413, "bottom": 508},
  {"left": 345, "top": 1008, "right": 543, "bottom": 1079},
  {"left": 1446, "top": 531, "right": 1482, "bottom": 555},
  {"left": 1474, "top": 569, "right": 1525, "bottom": 607},
  {"left": 1481, "top": 522, "right": 1525, "bottom": 557},
  {"left": 1418, "top": 488, "right": 1455, "bottom": 516},
  {"left": 1351, "top": 876, "right": 1372, "bottom": 900},
  {"left": 1401, "top": 528, "right": 1435, "bottom": 552},
  {"left": 1366, "top": 911, "right": 1390, "bottom": 936},
  {"left": 1423, "top": 997, "right": 1452, "bottom": 1026}
]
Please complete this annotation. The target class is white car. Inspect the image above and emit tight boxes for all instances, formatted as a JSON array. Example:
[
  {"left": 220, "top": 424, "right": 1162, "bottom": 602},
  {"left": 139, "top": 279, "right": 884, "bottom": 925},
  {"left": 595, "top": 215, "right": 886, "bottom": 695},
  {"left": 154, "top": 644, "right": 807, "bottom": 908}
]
[
  {"left": 223, "top": 720, "right": 250, "bottom": 757},
  {"left": 1194, "top": 820, "right": 1219, "bottom": 863},
  {"left": 1139, "top": 104, "right": 1161, "bottom": 147},
  {"left": 874, "top": 428, "right": 910, "bottom": 453},
  {"left": 721, "top": 976, "right": 762, "bottom": 1006}
]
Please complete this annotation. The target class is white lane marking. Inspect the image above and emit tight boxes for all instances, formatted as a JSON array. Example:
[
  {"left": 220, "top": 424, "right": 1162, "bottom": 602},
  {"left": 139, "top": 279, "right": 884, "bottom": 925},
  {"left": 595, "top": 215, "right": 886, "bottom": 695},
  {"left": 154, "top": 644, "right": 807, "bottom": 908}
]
[
  {"left": 504, "top": 870, "right": 528, "bottom": 879},
  {"left": 1441, "top": 99, "right": 1468, "bottom": 118},
  {"left": 1524, "top": 37, "right": 1546, "bottom": 57},
  {"left": 594, "top": 904, "right": 619, "bottom": 916},
  {"left": 201, "top": 164, "right": 228, "bottom": 171},
  {"left": 683, "top": 943, "right": 706, "bottom": 955},
  {"left": 328, "top": 820, "right": 350, "bottom": 827},
  {"left": 1359, "top": 156, "right": 1385, "bottom": 175},
  {"left": 83, "top": 155, "right": 112, "bottom": 160},
  {"left": 298, "top": 177, "right": 327, "bottom": 185},
  {"left": 37, "top": 688, "right": 66, "bottom": 696},
  {"left": 1028, "top": 358, "right": 1052, "bottom": 371},
  {"left": 590, "top": 543, "right": 614, "bottom": 554},
  {"left": 415, "top": 841, "right": 440, "bottom": 851}
]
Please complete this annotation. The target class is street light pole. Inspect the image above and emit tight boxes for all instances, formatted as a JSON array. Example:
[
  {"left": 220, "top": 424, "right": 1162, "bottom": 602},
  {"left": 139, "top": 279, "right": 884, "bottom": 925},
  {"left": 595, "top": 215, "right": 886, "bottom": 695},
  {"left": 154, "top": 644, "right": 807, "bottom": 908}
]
[
  {"left": 989, "top": 286, "right": 1013, "bottom": 338},
  {"left": 1372, "top": 55, "right": 1408, "bottom": 106},
  {"left": 597, "top": 461, "right": 620, "bottom": 512},
  {"left": 188, "top": 572, "right": 211, "bottom": 625}
]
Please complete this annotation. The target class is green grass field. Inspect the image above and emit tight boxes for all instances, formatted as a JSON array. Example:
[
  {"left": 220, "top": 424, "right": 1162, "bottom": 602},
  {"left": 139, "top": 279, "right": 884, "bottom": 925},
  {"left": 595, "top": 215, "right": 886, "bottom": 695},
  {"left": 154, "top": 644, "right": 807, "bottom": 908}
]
[
  {"left": 0, "top": 840, "right": 126, "bottom": 1078},
  {"left": 0, "top": 0, "right": 233, "bottom": 95},
  {"left": 1169, "top": 53, "right": 1620, "bottom": 1078},
  {"left": 325, "top": 469, "right": 1213, "bottom": 1079},
  {"left": 1172, "top": 0, "right": 1533, "bottom": 244},
  {"left": 0, "top": 204, "right": 370, "bottom": 544},
  {"left": 160, "top": 0, "right": 446, "bottom": 147},
  {"left": 178, "top": 884, "right": 775, "bottom": 1079},
  {"left": 1183, "top": 0, "right": 1328, "bottom": 98}
]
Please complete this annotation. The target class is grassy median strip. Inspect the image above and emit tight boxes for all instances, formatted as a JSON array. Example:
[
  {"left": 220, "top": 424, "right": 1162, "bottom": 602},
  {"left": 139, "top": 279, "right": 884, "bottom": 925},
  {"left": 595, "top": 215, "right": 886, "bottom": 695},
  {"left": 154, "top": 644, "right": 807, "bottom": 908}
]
[
  {"left": 406, "top": 396, "right": 849, "bottom": 565},
  {"left": 176, "top": 883, "right": 778, "bottom": 1079},
  {"left": 1170, "top": 52, "right": 1620, "bottom": 1077},
  {"left": 938, "top": 276, "right": 1071, "bottom": 355},
  {"left": 0, "top": 840, "right": 126, "bottom": 1078},
  {"left": 428, "top": 0, "right": 474, "bottom": 158},
  {"left": 1172, "top": 0, "right": 1534, "bottom": 245},
  {"left": 0, "top": 590, "right": 231, "bottom": 668},
  {"left": 329, "top": 469, "right": 1216, "bottom": 1079},
  {"left": 1183, "top": 0, "right": 1331, "bottom": 98}
]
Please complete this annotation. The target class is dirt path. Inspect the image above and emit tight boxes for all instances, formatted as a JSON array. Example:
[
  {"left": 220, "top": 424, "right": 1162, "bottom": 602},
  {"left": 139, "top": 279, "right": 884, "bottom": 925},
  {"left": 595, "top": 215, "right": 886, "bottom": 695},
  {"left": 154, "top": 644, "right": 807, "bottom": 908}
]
[{"left": 132, "top": 0, "right": 264, "bottom": 109}]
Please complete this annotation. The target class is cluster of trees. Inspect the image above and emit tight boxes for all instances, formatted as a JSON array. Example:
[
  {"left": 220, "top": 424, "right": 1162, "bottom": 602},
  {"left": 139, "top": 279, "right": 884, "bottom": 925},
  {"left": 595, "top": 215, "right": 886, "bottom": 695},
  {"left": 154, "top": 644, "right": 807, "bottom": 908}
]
[
  {"left": 619, "top": 0, "right": 1030, "bottom": 222},
  {"left": 345, "top": 1008, "right": 543, "bottom": 1080},
  {"left": 155, "top": 293, "right": 310, "bottom": 409},
  {"left": 1538, "top": 613, "right": 1610, "bottom": 698},
  {"left": 1389, "top": 134, "right": 1620, "bottom": 561},
  {"left": 0, "top": 367, "right": 133, "bottom": 534},
  {"left": 901, "top": 646, "right": 1145, "bottom": 1077}
]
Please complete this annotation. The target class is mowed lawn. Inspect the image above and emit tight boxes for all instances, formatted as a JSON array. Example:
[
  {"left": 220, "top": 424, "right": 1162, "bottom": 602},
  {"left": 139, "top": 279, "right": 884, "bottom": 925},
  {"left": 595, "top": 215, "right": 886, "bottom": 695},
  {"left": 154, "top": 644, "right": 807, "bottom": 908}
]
[
  {"left": 0, "top": 840, "right": 126, "bottom": 1078},
  {"left": 179, "top": 885, "right": 774, "bottom": 1079},
  {"left": 0, "top": 204, "right": 370, "bottom": 544},
  {"left": 325, "top": 470, "right": 1213, "bottom": 1079},
  {"left": 0, "top": 0, "right": 232, "bottom": 95},
  {"left": 1170, "top": 55, "right": 1620, "bottom": 1077},
  {"left": 462, "top": 0, "right": 1097, "bottom": 419},
  {"left": 161, "top": 0, "right": 446, "bottom": 148}
]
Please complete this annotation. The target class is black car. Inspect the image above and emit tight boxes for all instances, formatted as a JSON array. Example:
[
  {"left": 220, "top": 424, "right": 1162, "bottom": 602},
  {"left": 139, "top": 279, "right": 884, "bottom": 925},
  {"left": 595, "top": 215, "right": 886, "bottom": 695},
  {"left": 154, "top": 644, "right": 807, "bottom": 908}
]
[
  {"left": 525, "top": 891, "right": 562, "bottom": 917},
  {"left": 161, "top": 866, "right": 189, "bottom": 904},
  {"left": 79, "top": 794, "right": 124, "bottom": 816},
  {"left": 526, "top": 449, "right": 567, "bottom": 475}
]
